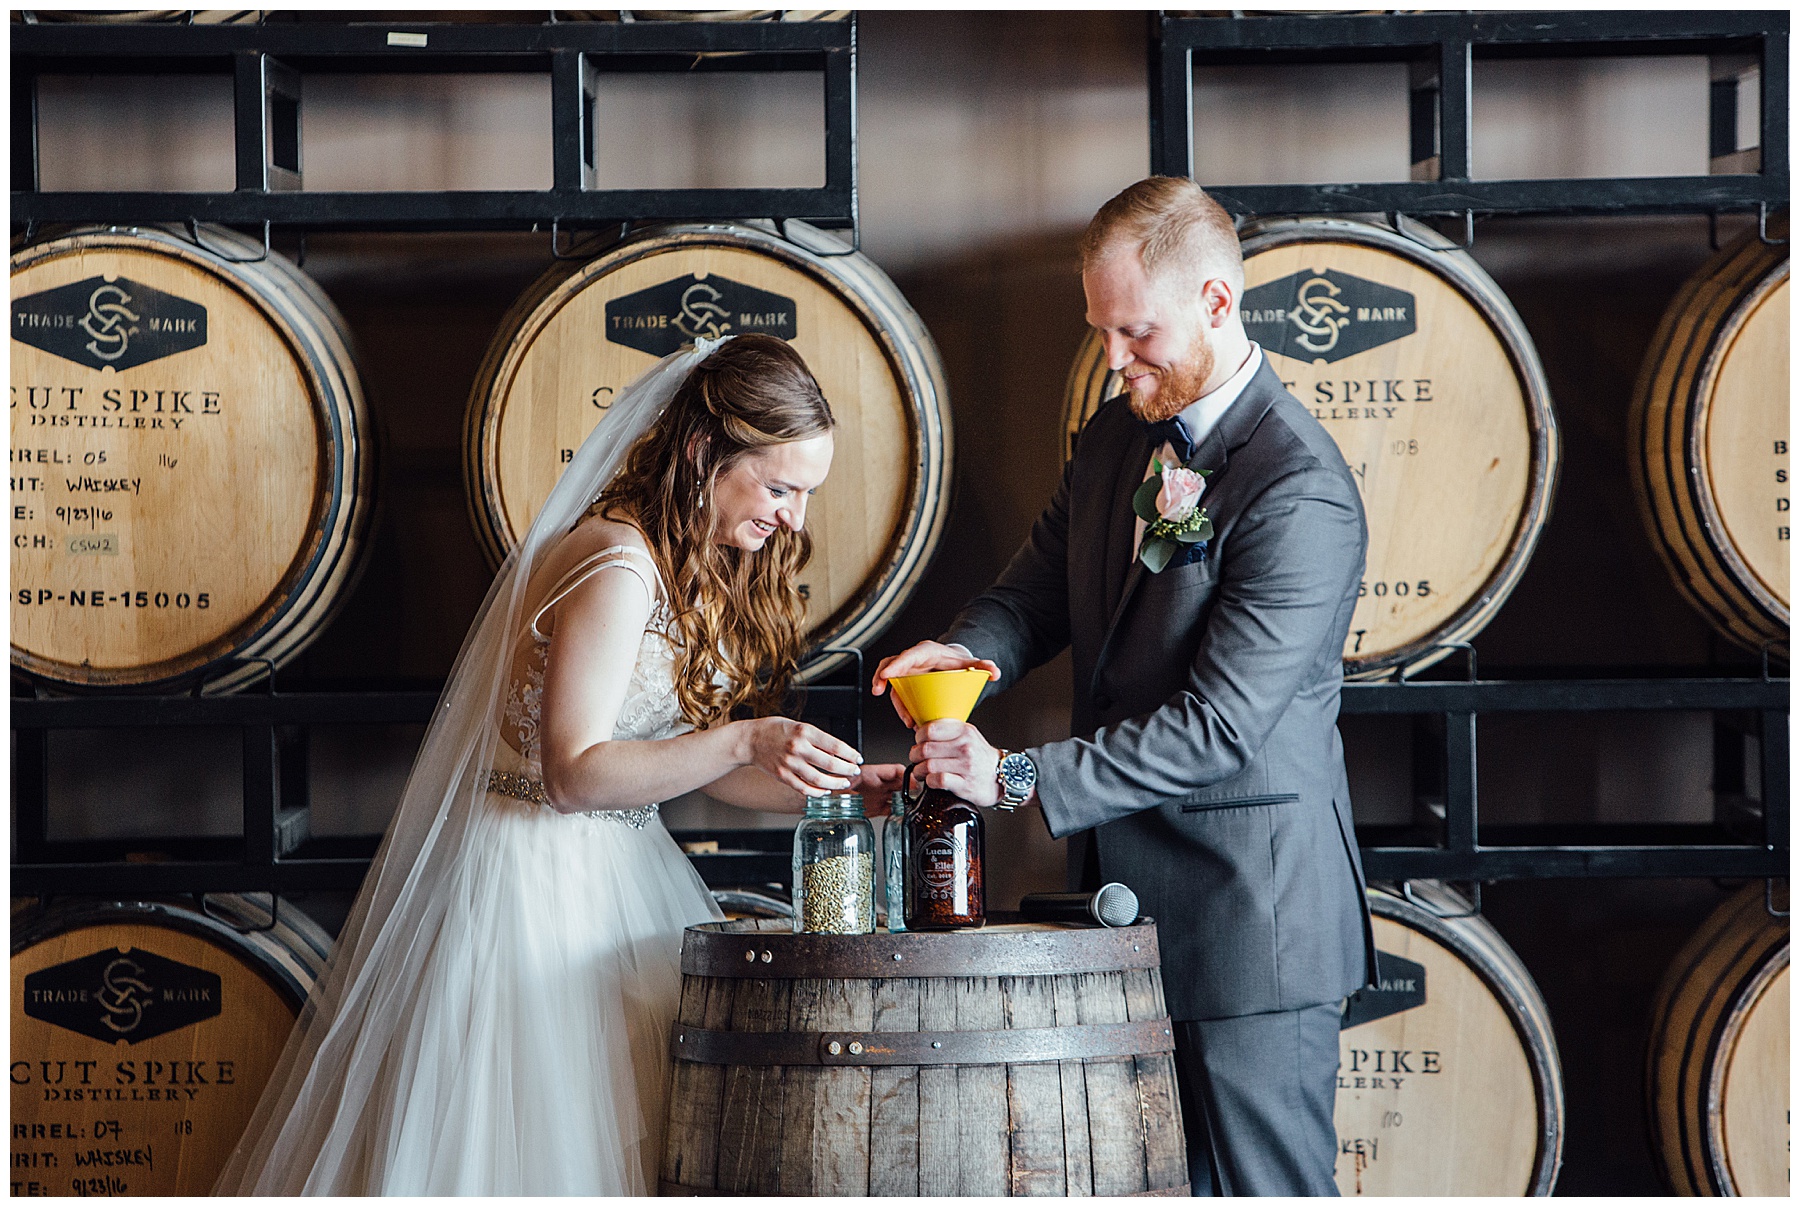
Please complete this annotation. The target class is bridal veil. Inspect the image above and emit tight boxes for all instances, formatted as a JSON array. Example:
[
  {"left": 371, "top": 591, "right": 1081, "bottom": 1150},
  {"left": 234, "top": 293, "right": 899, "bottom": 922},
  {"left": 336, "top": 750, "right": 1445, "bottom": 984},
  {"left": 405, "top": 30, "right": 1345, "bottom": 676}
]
[{"left": 213, "top": 339, "right": 722, "bottom": 1194}]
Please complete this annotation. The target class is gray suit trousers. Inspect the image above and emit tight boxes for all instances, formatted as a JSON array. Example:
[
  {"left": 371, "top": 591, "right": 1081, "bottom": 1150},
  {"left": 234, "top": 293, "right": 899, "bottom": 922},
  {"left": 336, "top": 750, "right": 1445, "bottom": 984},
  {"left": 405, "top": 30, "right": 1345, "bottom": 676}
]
[{"left": 1174, "top": 1003, "right": 1342, "bottom": 1197}]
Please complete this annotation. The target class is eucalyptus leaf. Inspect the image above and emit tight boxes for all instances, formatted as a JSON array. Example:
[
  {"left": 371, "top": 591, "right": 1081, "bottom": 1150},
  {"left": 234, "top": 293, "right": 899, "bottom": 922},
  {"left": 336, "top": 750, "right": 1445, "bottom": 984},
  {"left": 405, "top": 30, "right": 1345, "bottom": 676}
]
[
  {"left": 1138, "top": 535, "right": 1176, "bottom": 574},
  {"left": 1195, "top": 515, "right": 1214, "bottom": 541},
  {"left": 1175, "top": 528, "right": 1207, "bottom": 544},
  {"left": 1132, "top": 477, "right": 1163, "bottom": 523}
]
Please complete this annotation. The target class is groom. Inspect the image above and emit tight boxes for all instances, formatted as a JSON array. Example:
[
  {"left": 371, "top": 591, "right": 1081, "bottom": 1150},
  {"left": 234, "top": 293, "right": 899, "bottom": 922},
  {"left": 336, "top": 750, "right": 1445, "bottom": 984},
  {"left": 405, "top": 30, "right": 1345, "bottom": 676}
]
[{"left": 875, "top": 177, "right": 1376, "bottom": 1196}]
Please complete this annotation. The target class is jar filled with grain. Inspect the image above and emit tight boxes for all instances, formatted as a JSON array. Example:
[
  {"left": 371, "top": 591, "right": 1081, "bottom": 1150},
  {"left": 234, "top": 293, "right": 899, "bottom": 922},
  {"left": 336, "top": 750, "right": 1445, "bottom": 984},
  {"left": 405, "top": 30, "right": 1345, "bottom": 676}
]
[{"left": 792, "top": 793, "right": 877, "bottom": 935}]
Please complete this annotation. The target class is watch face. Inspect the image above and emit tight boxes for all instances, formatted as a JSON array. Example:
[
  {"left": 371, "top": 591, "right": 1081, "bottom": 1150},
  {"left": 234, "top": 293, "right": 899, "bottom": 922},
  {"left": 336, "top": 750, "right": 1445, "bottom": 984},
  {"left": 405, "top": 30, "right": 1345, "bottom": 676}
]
[{"left": 999, "top": 753, "right": 1035, "bottom": 793}]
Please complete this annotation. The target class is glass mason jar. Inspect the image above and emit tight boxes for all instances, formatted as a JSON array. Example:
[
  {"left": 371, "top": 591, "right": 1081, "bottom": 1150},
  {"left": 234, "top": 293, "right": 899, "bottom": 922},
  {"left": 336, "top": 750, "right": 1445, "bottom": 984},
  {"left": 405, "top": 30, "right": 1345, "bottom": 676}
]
[
  {"left": 883, "top": 790, "right": 907, "bottom": 933},
  {"left": 791, "top": 794, "right": 877, "bottom": 935}
]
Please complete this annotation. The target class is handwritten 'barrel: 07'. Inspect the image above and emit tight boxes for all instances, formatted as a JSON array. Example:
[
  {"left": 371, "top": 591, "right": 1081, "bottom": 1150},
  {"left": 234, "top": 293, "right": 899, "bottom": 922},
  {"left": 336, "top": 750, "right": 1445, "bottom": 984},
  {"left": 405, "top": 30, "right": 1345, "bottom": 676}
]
[
  {"left": 1063, "top": 215, "right": 1559, "bottom": 680},
  {"left": 10, "top": 895, "right": 331, "bottom": 1197}
]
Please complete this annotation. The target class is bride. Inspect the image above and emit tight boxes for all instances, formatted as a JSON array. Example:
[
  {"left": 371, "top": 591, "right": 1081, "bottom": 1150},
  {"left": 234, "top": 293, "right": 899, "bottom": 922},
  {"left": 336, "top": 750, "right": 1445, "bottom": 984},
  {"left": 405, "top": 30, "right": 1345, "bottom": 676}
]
[{"left": 217, "top": 333, "right": 902, "bottom": 1195}]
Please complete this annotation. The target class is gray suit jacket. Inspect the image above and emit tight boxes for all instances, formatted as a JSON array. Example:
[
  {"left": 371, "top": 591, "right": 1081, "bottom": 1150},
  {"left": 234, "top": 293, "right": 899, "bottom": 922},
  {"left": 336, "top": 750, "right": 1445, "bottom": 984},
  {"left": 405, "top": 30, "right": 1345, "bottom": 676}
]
[{"left": 944, "top": 361, "right": 1378, "bottom": 1020}]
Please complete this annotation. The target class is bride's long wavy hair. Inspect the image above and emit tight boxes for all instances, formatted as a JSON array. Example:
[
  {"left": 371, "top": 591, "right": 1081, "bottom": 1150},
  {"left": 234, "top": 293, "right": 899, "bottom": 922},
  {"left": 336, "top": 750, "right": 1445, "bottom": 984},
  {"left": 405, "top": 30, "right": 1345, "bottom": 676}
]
[{"left": 591, "top": 334, "right": 833, "bottom": 728}]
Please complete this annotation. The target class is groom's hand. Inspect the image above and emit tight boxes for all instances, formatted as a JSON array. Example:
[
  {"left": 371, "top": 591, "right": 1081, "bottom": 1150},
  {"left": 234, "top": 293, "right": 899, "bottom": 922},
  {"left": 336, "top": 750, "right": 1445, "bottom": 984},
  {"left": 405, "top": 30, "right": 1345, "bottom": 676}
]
[
  {"left": 909, "top": 719, "right": 1001, "bottom": 808},
  {"left": 871, "top": 642, "right": 1001, "bottom": 727}
]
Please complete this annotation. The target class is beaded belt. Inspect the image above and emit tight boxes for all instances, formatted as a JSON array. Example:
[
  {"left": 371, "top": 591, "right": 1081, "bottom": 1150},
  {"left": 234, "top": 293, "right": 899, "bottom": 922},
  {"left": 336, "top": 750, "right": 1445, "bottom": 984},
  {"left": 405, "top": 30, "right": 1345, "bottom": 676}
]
[{"left": 485, "top": 770, "right": 661, "bottom": 829}]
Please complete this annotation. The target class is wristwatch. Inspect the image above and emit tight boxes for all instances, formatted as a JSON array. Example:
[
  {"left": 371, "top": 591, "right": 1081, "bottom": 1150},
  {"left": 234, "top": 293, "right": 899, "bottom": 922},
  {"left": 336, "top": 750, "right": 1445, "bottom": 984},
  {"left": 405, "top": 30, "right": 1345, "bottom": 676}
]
[{"left": 994, "top": 750, "right": 1038, "bottom": 812}]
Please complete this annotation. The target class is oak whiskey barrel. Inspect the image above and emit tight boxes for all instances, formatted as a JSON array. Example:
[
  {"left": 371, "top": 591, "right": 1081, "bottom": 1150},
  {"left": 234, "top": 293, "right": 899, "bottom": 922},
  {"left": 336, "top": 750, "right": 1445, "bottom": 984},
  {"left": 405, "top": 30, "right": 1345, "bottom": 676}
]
[
  {"left": 662, "top": 917, "right": 1188, "bottom": 1196},
  {"left": 1335, "top": 882, "right": 1563, "bottom": 1195},
  {"left": 1064, "top": 215, "right": 1559, "bottom": 679},
  {"left": 1630, "top": 216, "right": 1789, "bottom": 658},
  {"left": 1646, "top": 881, "right": 1789, "bottom": 1196},
  {"left": 10, "top": 225, "right": 376, "bottom": 693},
  {"left": 10, "top": 895, "right": 331, "bottom": 1197},
  {"left": 465, "top": 220, "right": 950, "bottom": 679}
]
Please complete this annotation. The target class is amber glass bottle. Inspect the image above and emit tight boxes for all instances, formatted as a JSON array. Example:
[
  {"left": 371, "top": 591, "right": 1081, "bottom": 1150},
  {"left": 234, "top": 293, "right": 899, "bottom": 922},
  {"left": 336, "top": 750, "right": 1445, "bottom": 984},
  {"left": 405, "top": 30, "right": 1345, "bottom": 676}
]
[{"left": 903, "top": 785, "right": 986, "bottom": 930}]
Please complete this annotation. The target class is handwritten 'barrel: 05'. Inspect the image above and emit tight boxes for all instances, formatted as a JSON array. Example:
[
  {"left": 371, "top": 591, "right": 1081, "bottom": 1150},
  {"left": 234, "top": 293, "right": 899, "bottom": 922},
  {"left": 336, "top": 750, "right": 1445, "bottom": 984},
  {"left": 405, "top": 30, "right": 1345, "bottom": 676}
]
[
  {"left": 1062, "top": 215, "right": 1559, "bottom": 680},
  {"left": 1645, "top": 881, "right": 1789, "bottom": 1196},
  {"left": 9, "top": 225, "right": 376, "bottom": 694},
  {"left": 463, "top": 220, "right": 950, "bottom": 681},
  {"left": 1629, "top": 214, "right": 1789, "bottom": 659},
  {"left": 1335, "top": 882, "right": 1563, "bottom": 1196},
  {"left": 10, "top": 895, "right": 331, "bottom": 1197}
]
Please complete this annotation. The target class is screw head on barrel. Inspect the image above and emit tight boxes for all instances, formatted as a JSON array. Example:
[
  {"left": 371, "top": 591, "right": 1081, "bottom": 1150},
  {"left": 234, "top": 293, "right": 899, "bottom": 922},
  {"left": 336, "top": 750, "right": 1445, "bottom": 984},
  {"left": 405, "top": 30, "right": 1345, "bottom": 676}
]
[
  {"left": 827, "top": 1041, "right": 842, "bottom": 1055},
  {"left": 849, "top": 1041, "right": 863, "bottom": 1054}
]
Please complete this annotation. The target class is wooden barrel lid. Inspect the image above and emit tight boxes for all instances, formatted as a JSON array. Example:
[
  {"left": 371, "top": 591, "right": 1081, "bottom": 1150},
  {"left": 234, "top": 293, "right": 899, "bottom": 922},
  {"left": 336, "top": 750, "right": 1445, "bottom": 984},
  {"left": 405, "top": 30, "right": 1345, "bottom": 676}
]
[
  {"left": 1335, "top": 883, "right": 1562, "bottom": 1195},
  {"left": 1063, "top": 216, "right": 1559, "bottom": 679},
  {"left": 10, "top": 896, "right": 330, "bottom": 1197},
  {"left": 1631, "top": 217, "right": 1788, "bottom": 657},
  {"left": 465, "top": 221, "right": 950, "bottom": 679},
  {"left": 1646, "top": 881, "right": 1789, "bottom": 1195},
  {"left": 10, "top": 226, "right": 374, "bottom": 693}
]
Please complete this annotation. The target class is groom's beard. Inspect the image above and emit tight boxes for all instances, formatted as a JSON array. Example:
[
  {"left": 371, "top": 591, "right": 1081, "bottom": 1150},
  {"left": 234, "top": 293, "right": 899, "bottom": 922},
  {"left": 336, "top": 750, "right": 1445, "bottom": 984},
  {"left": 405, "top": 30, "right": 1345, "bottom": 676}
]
[{"left": 1125, "top": 331, "right": 1216, "bottom": 424}]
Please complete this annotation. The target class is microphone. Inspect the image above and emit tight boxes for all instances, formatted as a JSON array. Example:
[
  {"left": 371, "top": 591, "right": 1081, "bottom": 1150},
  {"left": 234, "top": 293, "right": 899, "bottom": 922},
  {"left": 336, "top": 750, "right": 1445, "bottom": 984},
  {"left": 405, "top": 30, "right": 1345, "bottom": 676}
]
[{"left": 1018, "top": 883, "right": 1139, "bottom": 928}]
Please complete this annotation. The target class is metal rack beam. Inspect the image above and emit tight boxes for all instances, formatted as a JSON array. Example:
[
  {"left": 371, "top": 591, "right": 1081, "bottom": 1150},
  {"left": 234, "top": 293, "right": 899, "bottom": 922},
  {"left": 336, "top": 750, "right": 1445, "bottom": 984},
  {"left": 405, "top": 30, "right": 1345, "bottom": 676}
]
[
  {"left": 1153, "top": 9, "right": 1788, "bottom": 220},
  {"left": 12, "top": 16, "right": 858, "bottom": 232},
  {"left": 12, "top": 675, "right": 1787, "bottom": 895}
]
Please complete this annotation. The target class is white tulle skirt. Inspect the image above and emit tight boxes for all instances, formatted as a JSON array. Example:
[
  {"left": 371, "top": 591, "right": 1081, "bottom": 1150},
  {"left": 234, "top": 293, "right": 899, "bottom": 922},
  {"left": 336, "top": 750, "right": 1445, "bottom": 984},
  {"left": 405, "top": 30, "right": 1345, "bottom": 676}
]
[{"left": 322, "top": 792, "right": 721, "bottom": 1195}]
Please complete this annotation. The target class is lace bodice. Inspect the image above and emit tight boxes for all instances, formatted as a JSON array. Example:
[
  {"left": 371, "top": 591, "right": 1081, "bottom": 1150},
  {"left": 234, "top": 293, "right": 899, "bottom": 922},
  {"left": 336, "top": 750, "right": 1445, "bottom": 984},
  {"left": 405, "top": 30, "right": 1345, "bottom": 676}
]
[{"left": 496, "top": 546, "right": 692, "bottom": 826}]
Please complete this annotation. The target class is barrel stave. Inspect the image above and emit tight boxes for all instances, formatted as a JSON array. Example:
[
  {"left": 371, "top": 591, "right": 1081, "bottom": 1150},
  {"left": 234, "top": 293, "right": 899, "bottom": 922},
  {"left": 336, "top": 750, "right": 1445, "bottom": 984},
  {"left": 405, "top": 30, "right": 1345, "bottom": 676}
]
[
  {"left": 665, "top": 971, "right": 735, "bottom": 1191},
  {"left": 1075, "top": 970, "right": 1151, "bottom": 1196},
  {"left": 868, "top": 978, "right": 923, "bottom": 1195},
  {"left": 713, "top": 974, "right": 786, "bottom": 1194},
  {"left": 1003, "top": 974, "right": 1073, "bottom": 1196},
  {"left": 914, "top": 975, "right": 961, "bottom": 1194},
  {"left": 1125, "top": 967, "right": 1190, "bottom": 1191},
  {"left": 1049, "top": 975, "right": 1097, "bottom": 1196}
]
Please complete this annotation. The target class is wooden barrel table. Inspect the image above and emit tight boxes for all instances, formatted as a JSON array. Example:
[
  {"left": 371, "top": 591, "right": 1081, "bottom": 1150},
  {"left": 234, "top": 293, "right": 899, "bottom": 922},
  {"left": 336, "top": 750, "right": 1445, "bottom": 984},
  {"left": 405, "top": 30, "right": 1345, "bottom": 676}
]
[
  {"left": 1335, "top": 882, "right": 1563, "bottom": 1195},
  {"left": 465, "top": 220, "right": 950, "bottom": 680},
  {"left": 1630, "top": 217, "right": 1789, "bottom": 658},
  {"left": 1646, "top": 881, "right": 1789, "bottom": 1196},
  {"left": 10, "top": 895, "right": 331, "bottom": 1197},
  {"left": 1064, "top": 215, "right": 1559, "bottom": 679},
  {"left": 10, "top": 225, "right": 376, "bottom": 693},
  {"left": 663, "top": 917, "right": 1187, "bottom": 1196}
]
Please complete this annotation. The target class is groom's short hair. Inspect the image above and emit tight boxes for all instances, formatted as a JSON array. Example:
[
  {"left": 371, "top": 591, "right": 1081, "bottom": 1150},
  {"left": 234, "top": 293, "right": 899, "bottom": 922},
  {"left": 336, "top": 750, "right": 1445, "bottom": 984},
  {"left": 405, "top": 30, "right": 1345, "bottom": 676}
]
[{"left": 1082, "top": 176, "right": 1244, "bottom": 299}]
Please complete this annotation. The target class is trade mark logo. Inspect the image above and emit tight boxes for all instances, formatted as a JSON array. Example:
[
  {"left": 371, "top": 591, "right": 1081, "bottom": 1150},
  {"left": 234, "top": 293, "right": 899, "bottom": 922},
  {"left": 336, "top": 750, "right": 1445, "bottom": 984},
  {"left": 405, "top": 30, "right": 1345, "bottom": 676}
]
[
  {"left": 1242, "top": 269, "right": 1416, "bottom": 365},
  {"left": 604, "top": 274, "right": 798, "bottom": 357},
  {"left": 13, "top": 276, "right": 208, "bottom": 371},
  {"left": 1340, "top": 950, "right": 1427, "bottom": 1029},
  {"left": 23, "top": 948, "right": 223, "bottom": 1044}
]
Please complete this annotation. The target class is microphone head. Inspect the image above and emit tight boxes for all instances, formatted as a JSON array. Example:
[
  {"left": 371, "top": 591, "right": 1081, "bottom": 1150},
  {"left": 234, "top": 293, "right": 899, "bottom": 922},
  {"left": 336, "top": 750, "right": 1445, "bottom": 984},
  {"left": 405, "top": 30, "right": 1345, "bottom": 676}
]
[{"left": 1093, "top": 882, "right": 1139, "bottom": 927}]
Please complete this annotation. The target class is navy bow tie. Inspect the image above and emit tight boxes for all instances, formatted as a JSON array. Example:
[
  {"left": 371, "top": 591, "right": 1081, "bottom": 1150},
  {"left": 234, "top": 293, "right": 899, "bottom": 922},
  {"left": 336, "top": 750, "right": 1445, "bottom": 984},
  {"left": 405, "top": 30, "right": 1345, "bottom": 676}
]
[{"left": 1148, "top": 415, "right": 1197, "bottom": 466}]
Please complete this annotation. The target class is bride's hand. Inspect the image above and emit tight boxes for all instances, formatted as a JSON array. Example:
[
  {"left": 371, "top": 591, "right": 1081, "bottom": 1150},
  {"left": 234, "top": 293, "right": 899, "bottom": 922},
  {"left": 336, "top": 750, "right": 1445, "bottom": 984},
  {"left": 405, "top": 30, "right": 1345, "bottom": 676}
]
[
  {"left": 741, "top": 717, "right": 863, "bottom": 796},
  {"left": 850, "top": 763, "right": 907, "bottom": 811}
]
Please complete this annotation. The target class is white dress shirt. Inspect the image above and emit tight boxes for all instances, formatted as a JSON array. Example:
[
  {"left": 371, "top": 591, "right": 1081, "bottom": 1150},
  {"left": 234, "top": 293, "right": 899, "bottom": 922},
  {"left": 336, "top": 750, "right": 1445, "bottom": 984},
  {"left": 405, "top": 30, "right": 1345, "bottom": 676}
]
[{"left": 1132, "top": 342, "right": 1264, "bottom": 557}]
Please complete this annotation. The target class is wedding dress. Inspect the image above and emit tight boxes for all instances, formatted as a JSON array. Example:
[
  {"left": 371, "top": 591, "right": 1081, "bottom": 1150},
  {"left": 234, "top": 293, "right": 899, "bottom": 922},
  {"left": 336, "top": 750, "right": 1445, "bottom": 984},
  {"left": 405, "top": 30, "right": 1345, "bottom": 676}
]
[{"left": 216, "top": 343, "right": 728, "bottom": 1196}]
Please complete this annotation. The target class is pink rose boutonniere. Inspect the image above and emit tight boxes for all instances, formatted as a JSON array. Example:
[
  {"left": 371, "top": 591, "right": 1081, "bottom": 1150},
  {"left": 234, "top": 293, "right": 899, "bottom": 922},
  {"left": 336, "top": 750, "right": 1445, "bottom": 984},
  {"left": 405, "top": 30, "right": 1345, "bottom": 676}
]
[{"left": 1132, "top": 458, "right": 1213, "bottom": 573}]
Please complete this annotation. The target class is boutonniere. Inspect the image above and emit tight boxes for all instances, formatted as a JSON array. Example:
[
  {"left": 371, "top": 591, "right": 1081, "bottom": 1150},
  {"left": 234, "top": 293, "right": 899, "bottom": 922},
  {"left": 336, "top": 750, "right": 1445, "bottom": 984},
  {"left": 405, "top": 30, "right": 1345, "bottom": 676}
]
[{"left": 1132, "top": 458, "right": 1213, "bottom": 573}]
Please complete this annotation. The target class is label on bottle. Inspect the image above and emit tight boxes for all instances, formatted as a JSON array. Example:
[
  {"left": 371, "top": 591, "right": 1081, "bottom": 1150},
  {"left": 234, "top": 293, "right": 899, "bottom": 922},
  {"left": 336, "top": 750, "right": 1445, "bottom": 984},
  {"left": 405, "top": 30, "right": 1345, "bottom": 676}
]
[{"left": 919, "top": 829, "right": 971, "bottom": 914}]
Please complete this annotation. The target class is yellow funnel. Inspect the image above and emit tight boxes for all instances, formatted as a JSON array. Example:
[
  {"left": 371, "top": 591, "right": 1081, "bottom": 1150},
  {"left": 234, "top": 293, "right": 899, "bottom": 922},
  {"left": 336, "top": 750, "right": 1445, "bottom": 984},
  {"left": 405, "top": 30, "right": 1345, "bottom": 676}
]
[{"left": 888, "top": 668, "right": 990, "bottom": 724}]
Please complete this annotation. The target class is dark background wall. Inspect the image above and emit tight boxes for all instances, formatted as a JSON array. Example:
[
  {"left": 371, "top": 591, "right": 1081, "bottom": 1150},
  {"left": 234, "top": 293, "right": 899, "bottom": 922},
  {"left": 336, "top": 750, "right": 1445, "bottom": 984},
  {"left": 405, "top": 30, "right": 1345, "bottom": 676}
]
[{"left": 23, "top": 11, "right": 1783, "bottom": 1195}]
